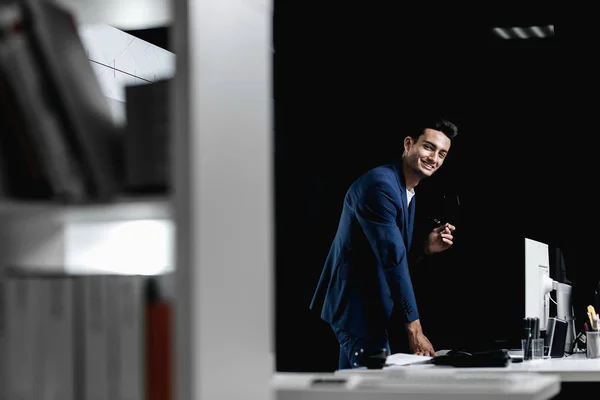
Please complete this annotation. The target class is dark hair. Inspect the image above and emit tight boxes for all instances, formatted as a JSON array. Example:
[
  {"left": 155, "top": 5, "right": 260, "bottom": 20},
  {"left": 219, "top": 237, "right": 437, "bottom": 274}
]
[{"left": 408, "top": 117, "right": 458, "bottom": 141}]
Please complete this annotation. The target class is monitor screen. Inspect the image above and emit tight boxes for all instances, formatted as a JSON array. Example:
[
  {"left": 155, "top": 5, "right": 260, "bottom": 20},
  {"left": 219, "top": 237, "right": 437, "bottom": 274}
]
[{"left": 524, "top": 237, "right": 552, "bottom": 331}]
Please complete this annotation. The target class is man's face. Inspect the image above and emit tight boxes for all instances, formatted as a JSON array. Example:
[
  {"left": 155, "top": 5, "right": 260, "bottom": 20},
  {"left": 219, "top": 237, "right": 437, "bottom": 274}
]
[{"left": 404, "top": 128, "right": 451, "bottom": 178}]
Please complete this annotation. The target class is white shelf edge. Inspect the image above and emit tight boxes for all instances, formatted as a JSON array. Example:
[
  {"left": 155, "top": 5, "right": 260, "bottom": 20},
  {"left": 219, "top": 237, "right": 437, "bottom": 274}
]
[
  {"left": 53, "top": 0, "right": 172, "bottom": 30},
  {"left": 0, "top": 196, "right": 171, "bottom": 223}
]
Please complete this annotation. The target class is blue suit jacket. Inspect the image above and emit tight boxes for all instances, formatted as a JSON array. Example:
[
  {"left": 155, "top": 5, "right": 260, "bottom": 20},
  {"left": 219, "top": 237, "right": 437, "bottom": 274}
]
[{"left": 310, "top": 162, "right": 420, "bottom": 340}]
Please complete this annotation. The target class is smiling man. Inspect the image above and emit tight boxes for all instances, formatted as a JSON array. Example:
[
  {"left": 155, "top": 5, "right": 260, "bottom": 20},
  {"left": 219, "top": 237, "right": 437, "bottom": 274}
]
[{"left": 309, "top": 117, "right": 458, "bottom": 369}]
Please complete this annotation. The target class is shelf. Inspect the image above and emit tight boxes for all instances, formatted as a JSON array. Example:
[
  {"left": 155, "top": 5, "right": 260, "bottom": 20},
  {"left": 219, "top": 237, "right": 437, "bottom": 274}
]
[
  {"left": 52, "top": 0, "right": 172, "bottom": 30},
  {"left": 0, "top": 196, "right": 170, "bottom": 223}
]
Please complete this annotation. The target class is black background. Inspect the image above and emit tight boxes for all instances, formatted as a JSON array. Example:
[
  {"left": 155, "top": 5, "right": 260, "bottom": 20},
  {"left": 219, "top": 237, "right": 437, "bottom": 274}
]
[{"left": 272, "top": 7, "right": 569, "bottom": 373}]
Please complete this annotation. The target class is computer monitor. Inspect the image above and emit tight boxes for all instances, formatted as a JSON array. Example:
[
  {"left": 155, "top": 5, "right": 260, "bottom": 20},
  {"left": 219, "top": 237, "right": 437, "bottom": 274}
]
[
  {"left": 524, "top": 237, "right": 552, "bottom": 331},
  {"left": 525, "top": 237, "right": 575, "bottom": 352}
]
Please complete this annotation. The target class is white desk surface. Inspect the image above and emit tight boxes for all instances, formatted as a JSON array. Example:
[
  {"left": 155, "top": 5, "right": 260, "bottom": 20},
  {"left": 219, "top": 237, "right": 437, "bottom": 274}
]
[
  {"left": 335, "top": 352, "right": 600, "bottom": 382},
  {"left": 273, "top": 371, "right": 561, "bottom": 400}
]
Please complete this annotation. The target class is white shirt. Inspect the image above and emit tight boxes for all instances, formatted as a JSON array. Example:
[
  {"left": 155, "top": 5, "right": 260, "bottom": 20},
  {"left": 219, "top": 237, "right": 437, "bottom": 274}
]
[{"left": 406, "top": 188, "right": 415, "bottom": 207}]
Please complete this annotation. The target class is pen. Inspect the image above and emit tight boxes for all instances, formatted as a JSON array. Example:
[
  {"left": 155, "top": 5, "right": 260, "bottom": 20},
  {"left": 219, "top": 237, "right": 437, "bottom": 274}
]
[
  {"left": 523, "top": 317, "right": 530, "bottom": 339},
  {"left": 523, "top": 317, "right": 532, "bottom": 360},
  {"left": 532, "top": 317, "right": 539, "bottom": 340},
  {"left": 588, "top": 306, "right": 596, "bottom": 330}
]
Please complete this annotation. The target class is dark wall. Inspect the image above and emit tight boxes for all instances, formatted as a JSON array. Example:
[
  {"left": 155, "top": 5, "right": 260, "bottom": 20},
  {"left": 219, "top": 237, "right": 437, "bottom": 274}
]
[{"left": 274, "top": 8, "right": 577, "bottom": 373}]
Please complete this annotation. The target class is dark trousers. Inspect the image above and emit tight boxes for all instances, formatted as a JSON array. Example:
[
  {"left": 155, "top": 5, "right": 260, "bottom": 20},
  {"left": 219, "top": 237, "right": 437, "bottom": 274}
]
[{"left": 333, "top": 328, "right": 391, "bottom": 369}]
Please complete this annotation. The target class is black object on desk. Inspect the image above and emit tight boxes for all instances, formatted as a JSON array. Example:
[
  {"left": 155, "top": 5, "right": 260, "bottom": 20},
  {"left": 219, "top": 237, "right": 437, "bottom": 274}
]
[
  {"left": 311, "top": 378, "right": 348, "bottom": 386},
  {"left": 358, "top": 348, "right": 389, "bottom": 370},
  {"left": 431, "top": 349, "right": 511, "bottom": 368},
  {"left": 546, "top": 317, "right": 568, "bottom": 358}
]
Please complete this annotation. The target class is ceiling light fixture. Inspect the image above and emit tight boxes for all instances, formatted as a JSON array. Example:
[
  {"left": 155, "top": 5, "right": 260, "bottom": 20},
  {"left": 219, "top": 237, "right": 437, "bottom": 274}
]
[{"left": 492, "top": 25, "right": 554, "bottom": 39}]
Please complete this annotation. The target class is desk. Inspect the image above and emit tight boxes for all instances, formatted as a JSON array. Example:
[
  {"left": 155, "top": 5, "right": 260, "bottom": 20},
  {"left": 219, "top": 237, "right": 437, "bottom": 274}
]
[
  {"left": 346, "top": 352, "right": 600, "bottom": 382},
  {"left": 273, "top": 371, "right": 561, "bottom": 399},
  {"left": 334, "top": 352, "right": 600, "bottom": 399},
  {"left": 501, "top": 353, "right": 600, "bottom": 382}
]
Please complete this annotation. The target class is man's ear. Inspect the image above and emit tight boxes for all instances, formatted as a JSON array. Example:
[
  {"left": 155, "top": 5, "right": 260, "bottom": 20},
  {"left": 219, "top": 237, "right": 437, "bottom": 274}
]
[{"left": 403, "top": 136, "right": 413, "bottom": 153}]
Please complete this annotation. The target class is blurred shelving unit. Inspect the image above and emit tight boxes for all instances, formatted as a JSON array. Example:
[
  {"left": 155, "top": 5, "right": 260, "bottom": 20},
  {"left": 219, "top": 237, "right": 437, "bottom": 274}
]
[
  {"left": 0, "top": 0, "right": 273, "bottom": 400},
  {"left": 0, "top": 196, "right": 173, "bottom": 275},
  {"left": 0, "top": 196, "right": 170, "bottom": 222}
]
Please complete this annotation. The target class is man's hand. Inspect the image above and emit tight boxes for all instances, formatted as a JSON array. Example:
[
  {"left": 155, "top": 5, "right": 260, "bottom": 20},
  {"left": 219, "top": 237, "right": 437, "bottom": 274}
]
[
  {"left": 408, "top": 331, "right": 436, "bottom": 356},
  {"left": 424, "top": 223, "right": 455, "bottom": 255},
  {"left": 405, "top": 319, "right": 437, "bottom": 356}
]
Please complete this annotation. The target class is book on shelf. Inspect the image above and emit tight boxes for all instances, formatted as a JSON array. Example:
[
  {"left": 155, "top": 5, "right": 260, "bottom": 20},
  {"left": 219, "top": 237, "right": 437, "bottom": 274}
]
[
  {"left": 124, "top": 79, "right": 171, "bottom": 195},
  {"left": 0, "top": 268, "right": 173, "bottom": 400},
  {"left": 0, "top": 0, "right": 123, "bottom": 203}
]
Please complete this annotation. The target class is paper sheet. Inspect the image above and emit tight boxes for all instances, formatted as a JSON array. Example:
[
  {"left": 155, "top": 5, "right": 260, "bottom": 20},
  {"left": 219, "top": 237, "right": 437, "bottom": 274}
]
[{"left": 386, "top": 353, "right": 434, "bottom": 366}]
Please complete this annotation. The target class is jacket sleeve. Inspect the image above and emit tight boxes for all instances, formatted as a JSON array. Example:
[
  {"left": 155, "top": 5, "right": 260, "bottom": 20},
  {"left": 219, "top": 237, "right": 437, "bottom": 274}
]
[{"left": 355, "top": 181, "right": 420, "bottom": 323}]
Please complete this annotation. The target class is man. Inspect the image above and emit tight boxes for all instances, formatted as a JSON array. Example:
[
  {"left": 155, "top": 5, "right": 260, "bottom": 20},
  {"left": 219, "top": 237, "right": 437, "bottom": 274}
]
[{"left": 309, "top": 117, "right": 458, "bottom": 369}]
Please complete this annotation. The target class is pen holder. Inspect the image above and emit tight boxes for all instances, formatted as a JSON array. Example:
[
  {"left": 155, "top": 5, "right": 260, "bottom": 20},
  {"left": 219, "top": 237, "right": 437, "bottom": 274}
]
[
  {"left": 586, "top": 331, "right": 600, "bottom": 359},
  {"left": 522, "top": 338, "right": 544, "bottom": 361}
]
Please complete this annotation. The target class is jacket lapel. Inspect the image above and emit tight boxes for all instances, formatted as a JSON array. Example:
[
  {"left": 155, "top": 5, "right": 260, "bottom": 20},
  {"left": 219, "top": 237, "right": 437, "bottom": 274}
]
[{"left": 392, "top": 162, "right": 413, "bottom": 249}]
